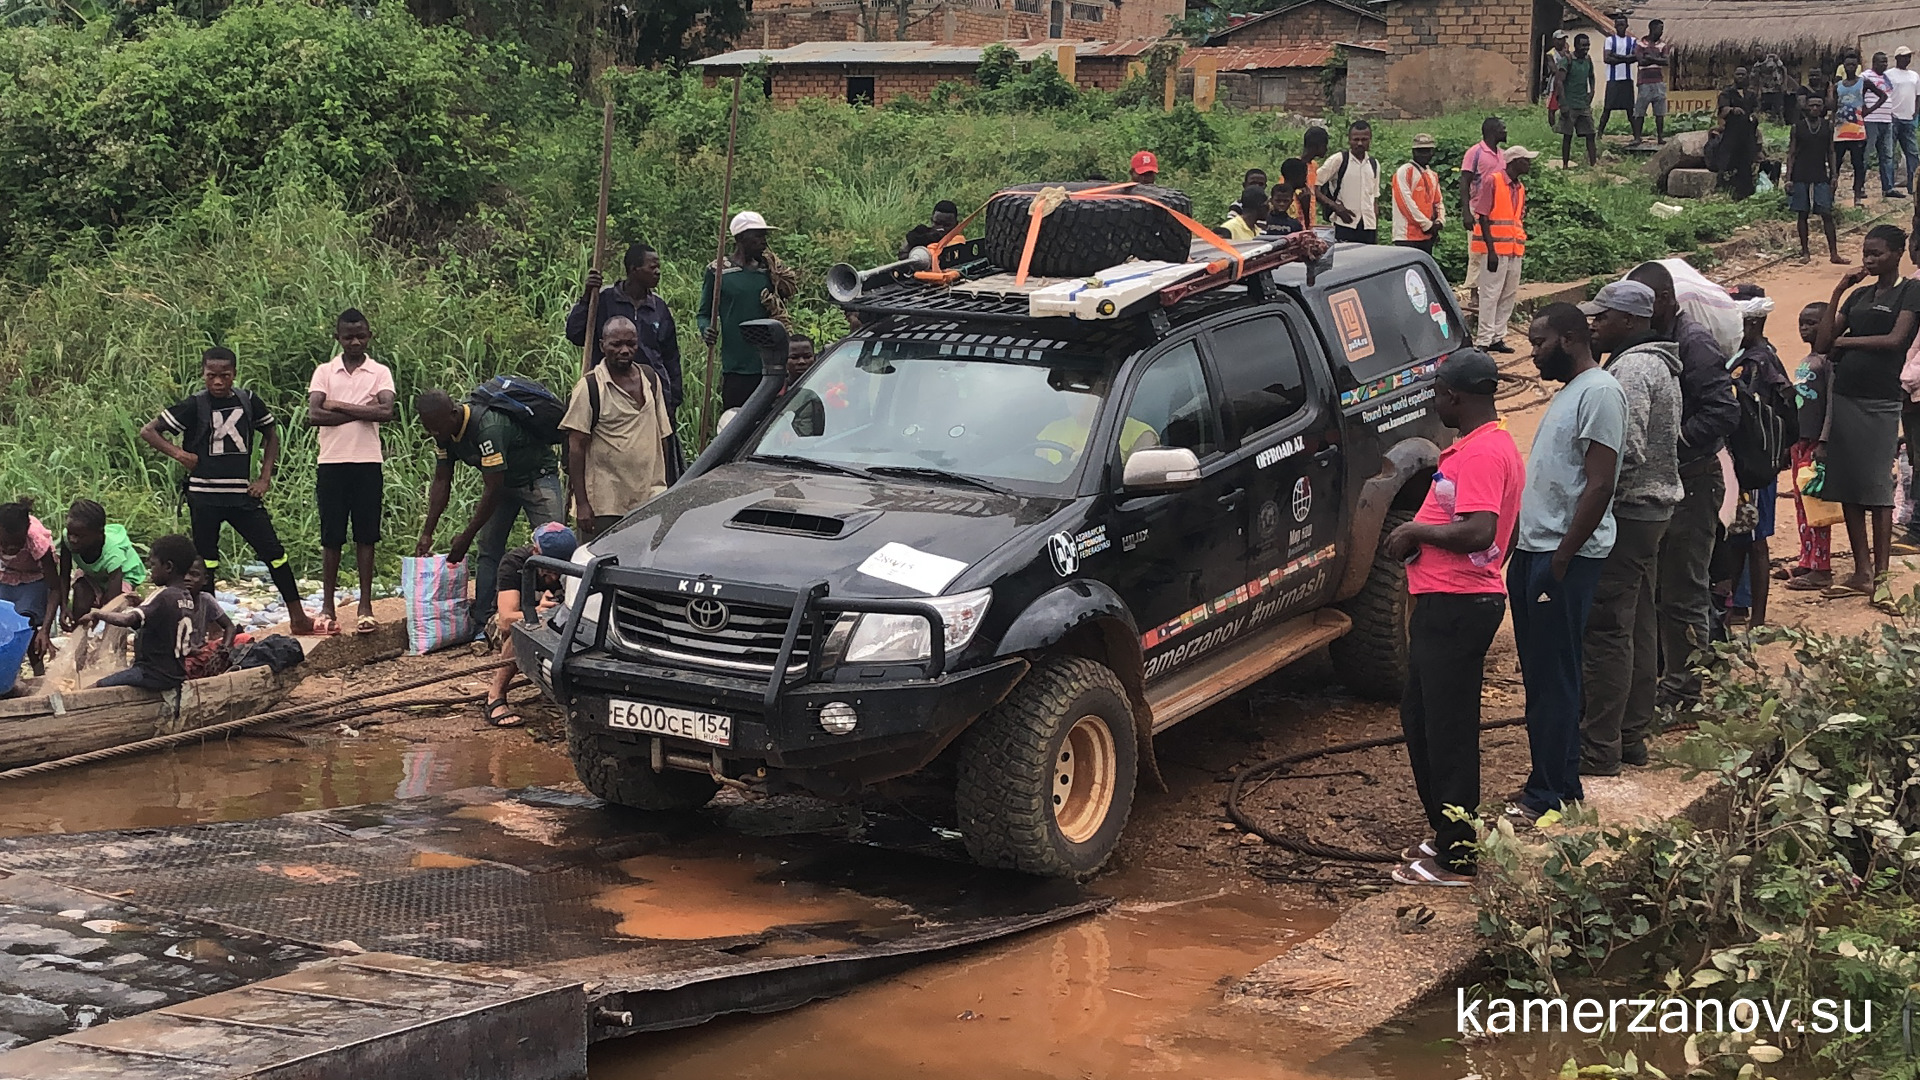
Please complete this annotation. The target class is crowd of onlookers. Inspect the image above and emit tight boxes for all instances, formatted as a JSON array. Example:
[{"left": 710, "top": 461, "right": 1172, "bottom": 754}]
[{"left": 1392, "top": 223, "right": 1920, "bottom": 887}]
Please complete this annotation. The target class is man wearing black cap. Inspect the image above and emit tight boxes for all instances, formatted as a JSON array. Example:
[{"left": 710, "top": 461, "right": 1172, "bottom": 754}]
[
  {"left": 902, "top": 201, "right": 961, "bottom": 257},
  {"left": 1578, "top": 282, "right": 1682, "bottom": 776},
  {"left": 1385, "top": 349, "right": 1525, "bottom": 886}
]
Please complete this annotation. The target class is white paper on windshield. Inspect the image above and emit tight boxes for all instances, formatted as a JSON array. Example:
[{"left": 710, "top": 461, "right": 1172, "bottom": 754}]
[{"left": 857, "top": 543, "right": 968, "bottom": 595}]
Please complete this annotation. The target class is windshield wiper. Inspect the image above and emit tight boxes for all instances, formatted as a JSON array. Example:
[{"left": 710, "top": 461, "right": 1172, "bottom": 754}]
[
  {"left": 747, "top": 454, "right": 874, "bottom": 480},
  {"left": 865, "top": 465, "right": 1009, "bottom": 493}
]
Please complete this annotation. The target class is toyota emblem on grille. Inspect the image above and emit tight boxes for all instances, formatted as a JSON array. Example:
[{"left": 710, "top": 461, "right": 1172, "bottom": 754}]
[{"left": 686, "top": 598, "right": 731, "bottom": 632}]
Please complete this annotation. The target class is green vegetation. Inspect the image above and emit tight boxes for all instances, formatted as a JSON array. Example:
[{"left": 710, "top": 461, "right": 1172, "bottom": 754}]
[
  {"left": 1475, "top": 590, "right": 1920, "bottom": 1079},
  {"left": 0, "top": 3, "right": 1791, "bottom": 579}
]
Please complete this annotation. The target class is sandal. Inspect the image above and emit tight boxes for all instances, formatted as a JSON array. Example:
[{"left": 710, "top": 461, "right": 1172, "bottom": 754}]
[
  {"left": 309, "top": 615, "right": 341, "bottom": 637},
  {"left": 1391, "top": 857, "right": 1473, "bottom": 887},
  {"left": 1400, "top": 840, "right": 1438, "bottom": 862},
  {"left": 484, "top": 699, "right": 524, "bottom": 728},
  {"left": 355, "top": 615, "right": 379, "bottom": 636},
  {"left": 1784, "top": 573, "right": 1831, "bottom": 591},
  {"left": 1821, "top": 582, "right": 1870, "bottom": 599}
]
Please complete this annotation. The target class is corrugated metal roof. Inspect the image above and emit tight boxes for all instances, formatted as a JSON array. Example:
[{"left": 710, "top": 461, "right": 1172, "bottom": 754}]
[{"left": 694, "top": 39, "right": 1108, "bottom": 67}]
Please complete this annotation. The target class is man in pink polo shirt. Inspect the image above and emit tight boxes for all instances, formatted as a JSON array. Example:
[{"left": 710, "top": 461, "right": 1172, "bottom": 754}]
[
  {"left": 305, "top": 309, "right": 396, "bottom": 635},
  {"left": 1384, "top": 350, "right": 1526, "bottom": 886}
]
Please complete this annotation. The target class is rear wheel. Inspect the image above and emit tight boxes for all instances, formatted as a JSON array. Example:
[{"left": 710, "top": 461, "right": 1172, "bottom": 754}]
[
  {"left": 1329, "top": 507, "right": 1414, "bottom": 701},
  {"left": 567, "top": 725, "right": 719, "bottom": 811},
  {"left": 955, "top": 656, "right": 1137, "bottom": 879}
]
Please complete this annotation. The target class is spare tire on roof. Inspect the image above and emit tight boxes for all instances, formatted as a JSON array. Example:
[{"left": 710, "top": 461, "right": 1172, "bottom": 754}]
[{"left": 982, "top": 182, "right": 1195, "bottom": 279}]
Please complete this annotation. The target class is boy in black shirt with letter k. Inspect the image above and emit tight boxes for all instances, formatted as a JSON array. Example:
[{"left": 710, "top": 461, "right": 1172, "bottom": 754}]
[{"left": 141, "top": 347, "right": 315, "bottom": 635}]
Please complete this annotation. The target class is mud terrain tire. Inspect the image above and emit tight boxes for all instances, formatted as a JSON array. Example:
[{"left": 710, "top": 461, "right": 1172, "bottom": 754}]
[
  {"left": 955, "top": 655, "right": 1137, "bottom": 879},
  {"left": 1329, "top": 508, "right": 1414, "bottom": 701},
  {"left": 568, "top": 724, "right": 719, "bottom": 811},
  {"left": 983, "top": 182, "right": 1195, "bottom": 279}
]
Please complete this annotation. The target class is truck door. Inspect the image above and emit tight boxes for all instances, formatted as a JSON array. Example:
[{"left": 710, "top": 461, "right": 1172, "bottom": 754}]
[
  {"left": 1098, "top": 338, "right": 1251, "bottom": 684},
  {"left": 1205, "top": 310, "right": 1344, "bottom": 626}
]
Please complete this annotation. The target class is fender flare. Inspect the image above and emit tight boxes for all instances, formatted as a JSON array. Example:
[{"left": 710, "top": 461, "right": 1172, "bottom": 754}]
[
  {"left": 1335, "top": 437, "right": 1441, "bottom": 602},
  {"left": 995, "top": 580, "right": 1165, "bottom": 792}
]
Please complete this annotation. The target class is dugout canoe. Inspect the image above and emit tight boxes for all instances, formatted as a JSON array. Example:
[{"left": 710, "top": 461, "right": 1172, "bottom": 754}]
[{"left": 0, "top": 666, "right": 289, "bottom": 768}]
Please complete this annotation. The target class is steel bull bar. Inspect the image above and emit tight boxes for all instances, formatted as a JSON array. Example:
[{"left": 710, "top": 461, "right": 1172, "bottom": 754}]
[{"left": 521, "top": 555, "right": 950, "bottom": 714}]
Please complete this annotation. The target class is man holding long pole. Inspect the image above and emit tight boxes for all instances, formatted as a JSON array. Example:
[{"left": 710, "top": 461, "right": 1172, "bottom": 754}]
[{"left": 699, "top": 210, "right": 798, "bottom": 412}]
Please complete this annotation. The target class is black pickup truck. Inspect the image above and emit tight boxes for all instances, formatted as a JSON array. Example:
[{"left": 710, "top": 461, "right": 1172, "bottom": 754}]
[{"left": 514, "top": 241, "right": 1464, "bottom": 879}]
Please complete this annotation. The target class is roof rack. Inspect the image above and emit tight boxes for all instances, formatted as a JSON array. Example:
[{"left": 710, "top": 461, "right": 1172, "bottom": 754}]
[{"left": 840, "top": 232, "right": 1330, "bottom": 325}]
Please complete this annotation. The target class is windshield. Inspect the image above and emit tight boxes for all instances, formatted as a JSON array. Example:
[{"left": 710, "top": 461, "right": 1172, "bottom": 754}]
[{"left": 746, "top": 327, "right": 1125, "bottom": 494}]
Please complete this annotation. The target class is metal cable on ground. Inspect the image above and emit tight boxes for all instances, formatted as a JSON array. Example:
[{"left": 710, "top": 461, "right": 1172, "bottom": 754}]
[
  {"left": 0, "top": 659, "right": 509, "bottom": 782},
  {"left": 246, "top": 693, "right": 487, "bottom": 738},
  {"left": 1226, "top": 716, "right": 1530, "bottom": 863}
]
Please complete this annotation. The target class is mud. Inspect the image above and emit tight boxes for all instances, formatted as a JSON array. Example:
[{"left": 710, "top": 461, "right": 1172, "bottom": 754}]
[{"left": 593, "top": 884, "right": 1335, "bottom": 1080}]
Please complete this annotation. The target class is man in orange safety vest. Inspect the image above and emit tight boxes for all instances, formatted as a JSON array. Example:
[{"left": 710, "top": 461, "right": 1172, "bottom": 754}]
[
  {"left": 1391, "top": 133, "right": 1446, "bottom": 254},
  {"left": 1470, "top": 145, "right": 1538, "bottom": 352}
]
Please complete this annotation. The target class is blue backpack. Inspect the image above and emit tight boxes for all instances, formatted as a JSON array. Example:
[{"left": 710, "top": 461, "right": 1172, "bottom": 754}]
[{"left": 469, "top": 376, "right": 566, "bottom": 445}]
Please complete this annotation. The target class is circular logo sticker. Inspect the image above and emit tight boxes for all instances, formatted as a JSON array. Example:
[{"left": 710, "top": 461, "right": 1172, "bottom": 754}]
[
  {"left": 1257, "top": 500, "right": 1280, "bottom": 539},
  {"left": 1404, "top": 268, "right": 1428, "bottom": 314},
  {"left": 1290, "top": 477, "right": 1313, "bottom": 522},
  {"left": 1047, "top": 531, "right": 1080, "bottom": 577}
]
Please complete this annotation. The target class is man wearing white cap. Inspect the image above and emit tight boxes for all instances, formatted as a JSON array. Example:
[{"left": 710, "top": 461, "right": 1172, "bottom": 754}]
[
  {"left": 1471, "top": 145, "right": 1538, "bottom": 353},
  {"left": 699, "top": 210, "right": 799, "bottom": 410},
  {"left": 1889, "top": 46, "right": 1918, "bottom": 195}
]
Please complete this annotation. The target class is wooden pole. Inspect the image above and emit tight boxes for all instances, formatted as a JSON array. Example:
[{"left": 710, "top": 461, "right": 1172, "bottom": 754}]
[
  {"left": 579, "top": 98, "right": 616, "bottom": 377},
  {"left": 697, "top": 72, "right": 745, "bottom": 449}
]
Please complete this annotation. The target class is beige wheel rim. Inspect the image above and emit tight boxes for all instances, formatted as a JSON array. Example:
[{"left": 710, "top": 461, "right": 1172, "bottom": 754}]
[{"left": 1053, "top": 714, "right": 1118, "bottom": 845}]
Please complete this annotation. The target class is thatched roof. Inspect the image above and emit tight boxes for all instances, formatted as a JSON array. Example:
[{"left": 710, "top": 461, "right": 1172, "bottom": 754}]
[{"left": 1629, "top": 0, "right": 1919, "bottom": 56}]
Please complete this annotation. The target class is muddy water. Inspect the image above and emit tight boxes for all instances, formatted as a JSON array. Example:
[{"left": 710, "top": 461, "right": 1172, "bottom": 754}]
[
  {"left": 591, "top": 886, "right": 1336, "bottom": 1080},
  {"left": 0, "top": 734, "right": 576, "bottom": 837}
]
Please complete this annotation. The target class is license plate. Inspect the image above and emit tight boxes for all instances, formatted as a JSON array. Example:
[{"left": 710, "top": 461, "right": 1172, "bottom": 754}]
[{"left": 607, "top": 698, "right": 733, "bottom": 747}]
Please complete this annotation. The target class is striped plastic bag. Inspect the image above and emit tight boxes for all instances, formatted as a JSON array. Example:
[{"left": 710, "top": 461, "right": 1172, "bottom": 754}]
[{"left": 401, "top": 556, "right": 470, "bottom": 655}]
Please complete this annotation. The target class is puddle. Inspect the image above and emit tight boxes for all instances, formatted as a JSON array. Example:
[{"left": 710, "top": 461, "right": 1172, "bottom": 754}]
[
  {"left": 592, "top": 889, "right": 1336, "bottom": 1079},
  {"left": 0, "top": 734, "right": 577, "bottom": 838},
  {"left": 410, "top": 852, "right": 482, "bottom": 870},
  {"left": 591, "top": 854, "right": 911, "bottom": 941}
]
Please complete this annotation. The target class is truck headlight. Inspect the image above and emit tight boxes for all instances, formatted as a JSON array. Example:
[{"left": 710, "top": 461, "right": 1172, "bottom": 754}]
[
  {"left": 833, "top": 588, "right": 992, "bottom": 664},
  {"left": 557, "top": 544, "right": 602, "bottom": 629}
]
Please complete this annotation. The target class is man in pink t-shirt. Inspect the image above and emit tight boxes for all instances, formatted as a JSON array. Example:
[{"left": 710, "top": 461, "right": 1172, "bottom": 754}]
[
  {"left": 1384, "top": 350, "right": 1525, "bottom": 886},
  {"left": 306, "top": 309, "right": 396, "bottom": 634},
  {"left": 1459, "top": 117, "right": 1508, "bottom": 330}
]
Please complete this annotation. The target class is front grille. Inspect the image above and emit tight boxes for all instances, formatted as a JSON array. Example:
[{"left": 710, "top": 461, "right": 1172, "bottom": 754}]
[{"left": 609, "top": 590, "right": 812, "bottom": 675}]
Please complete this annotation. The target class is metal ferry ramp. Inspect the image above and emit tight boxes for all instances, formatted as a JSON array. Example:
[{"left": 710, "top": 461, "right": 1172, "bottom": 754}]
[{"left": 0, "top": 787, "right": 1103, "bottom": 1079}]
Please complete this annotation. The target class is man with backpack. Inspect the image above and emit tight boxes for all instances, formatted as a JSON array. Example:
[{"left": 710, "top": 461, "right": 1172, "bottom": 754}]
[
  {"left": 562, "top": 317, "right": 674, "bottom": 540},
  {"left": 1721, "top": 286, "right": 1797, "bottom": 627},
  {"left": 414, "top": 380, "right": 565, "bottom": 631}
]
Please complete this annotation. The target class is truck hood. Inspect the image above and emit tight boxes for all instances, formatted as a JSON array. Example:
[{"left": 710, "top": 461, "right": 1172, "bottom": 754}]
[{"left": 589, "top": 462, "right": 1069, "bottom": 597}]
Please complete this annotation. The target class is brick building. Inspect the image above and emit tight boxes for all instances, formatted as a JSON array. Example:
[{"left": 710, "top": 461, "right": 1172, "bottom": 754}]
[
  {"left": 1206, "top": 0, "right": 1386, "bottom": 50},
  {"left": 697, "top": 38, "right": 1385, "bottom": 112},
  {"left": 1377, "top": 0, "right": 1610, "bottom": 116},
  {"left": 741, "top": 0, "right": 1185, "bottom": 51}
]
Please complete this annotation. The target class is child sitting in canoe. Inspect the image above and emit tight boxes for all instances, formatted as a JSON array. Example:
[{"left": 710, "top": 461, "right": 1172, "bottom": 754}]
[
  {"left": 182, "top": 560, "right": 236, "bottom": 681},
  {"left": 50, "top": 499, "right": 146, "bottom": 632},
  {"left": 79, "top": 534, "right": 199, "bottom": 691},
  {"left": 0, "top": 498, "right": 59, "bottom": 677}
]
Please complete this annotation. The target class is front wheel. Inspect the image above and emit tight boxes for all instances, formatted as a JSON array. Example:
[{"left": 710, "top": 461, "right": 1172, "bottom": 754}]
[
  {"left": 955, "top": 656, "right": 1138, "bottom": 879},
  {"left": 567, "top": 725, "right": 719, "bottom": 811}
]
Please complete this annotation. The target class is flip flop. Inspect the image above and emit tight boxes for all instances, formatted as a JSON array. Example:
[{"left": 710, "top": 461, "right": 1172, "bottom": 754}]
[
  {"left": 1391, "top": 857, "right": 1472, "bottom": 887},
  {"left": 1821, "top": 583, "right": 1869, "bottom": 599},
  {"left": 355, "top": 615, "right": 379, "bottom": 636},
  {"left": 484, "top": 699, "right": 524, "bottom": 728},
  {"left": 1400, "top": 840, "right": 1438, "bottom": 862},
  {"left": 309, "top": 615, "right": 341, "bottom": 637},
  {"left": 1784, "top": 575, "right": 1831, "bottom": 591}
]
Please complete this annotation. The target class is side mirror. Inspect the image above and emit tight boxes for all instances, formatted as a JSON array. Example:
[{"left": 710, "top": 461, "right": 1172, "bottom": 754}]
[{"left": 1121, "top": 447, "right": 1202, "bottom": 493}]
